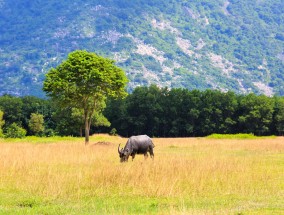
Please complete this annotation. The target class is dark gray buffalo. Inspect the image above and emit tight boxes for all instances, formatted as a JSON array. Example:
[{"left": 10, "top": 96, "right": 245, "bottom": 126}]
[{"left": 118, "top": 135, "right": 155, "bottom": 162}]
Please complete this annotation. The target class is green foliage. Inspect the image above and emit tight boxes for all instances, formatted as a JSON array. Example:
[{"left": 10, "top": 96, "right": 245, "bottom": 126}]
[
  {"left": 238, "top": 94, "right": 274, "bottom": 135},
  {"left": 92, "top": 112, "right": 111, "bottom": 128},
  {"left": 43, "top": 50, "right": 128, "bottom": 103},
  {"left": 50, "top": 106, "right": 86, "bottom": 137},
  {"left": 0, "top": 110, "right": 5, "bottom": 138},
  {"left": 0, "top": 95, "right": 23, "bottom": 126},
  {"left": 109, "top": 128, "right": 117, "bottom": 136},
  {"left": 42, "top": 128, "right": 57, "bottom": 137},
  {"left": 0, "top": 95, "right": 52, "bottom": 136},
  {"left": 273, "top": 97, "right": 284, "bottom": 135},
  {"left": 5, "top": 123, "right": 27, "bottom": 138},
  {"left": 21, "top": 96, "right": 49, "bottom": 127},
  {"left": 28, "top": 113, "right": 45, "bottom": 136},
  {"left": 124, "top": 85, "right": 163, "bottom": 136}
]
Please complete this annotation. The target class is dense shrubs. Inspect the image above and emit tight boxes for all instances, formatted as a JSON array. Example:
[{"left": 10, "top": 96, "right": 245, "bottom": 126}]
[{"left": 5, "top": 123, "right": 27, "bottom": 138}]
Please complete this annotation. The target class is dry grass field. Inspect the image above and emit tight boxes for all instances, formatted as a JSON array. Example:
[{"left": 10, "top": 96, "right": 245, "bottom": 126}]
[{"left": 0, "top": 135, "right": 283, "bottom": 214}]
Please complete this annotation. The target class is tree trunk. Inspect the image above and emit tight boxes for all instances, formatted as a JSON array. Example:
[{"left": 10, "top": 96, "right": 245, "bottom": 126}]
[
  {"left": 85, "top": 119, "right": 90, "bottom": 145},
  {"left": 84, "top": 104, "right": 95, "bottom": 145},
  {"left": 84, "top": 110, "right": 90, "bottom": 145}
]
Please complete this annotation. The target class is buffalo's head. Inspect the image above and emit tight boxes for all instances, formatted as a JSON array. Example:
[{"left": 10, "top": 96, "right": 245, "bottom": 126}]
[{"left": 118, "top": 144, "right": 130, "bottom": 162}]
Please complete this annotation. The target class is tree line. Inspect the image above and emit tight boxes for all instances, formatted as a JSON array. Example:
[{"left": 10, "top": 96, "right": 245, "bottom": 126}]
[
  {"left": 0, "top": 85, "right": 284, "bottom": 138},
  {"left": 104, "top": 85, "right": 284, "bottom": 137}
]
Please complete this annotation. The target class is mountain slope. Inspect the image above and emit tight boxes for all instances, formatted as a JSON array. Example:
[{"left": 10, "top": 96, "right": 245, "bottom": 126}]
[{"left": 0, "top": 0, "right": 283, "bottom": 97}]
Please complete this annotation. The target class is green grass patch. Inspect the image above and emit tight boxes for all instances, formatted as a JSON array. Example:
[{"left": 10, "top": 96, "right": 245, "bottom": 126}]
[
  {"left": 0, "top": 136, "right": 83, "bottom": 144},
  {"left": 206, "top": 133, "right": 276, "bottom": 139},
  {"left": 0, "top": 135, "right": 120, "bottom": 144}
]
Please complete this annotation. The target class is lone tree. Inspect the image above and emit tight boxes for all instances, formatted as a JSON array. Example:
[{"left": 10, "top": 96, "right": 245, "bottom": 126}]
[{"left": 43, "top": 50, "right": 128, "bottom": 144}]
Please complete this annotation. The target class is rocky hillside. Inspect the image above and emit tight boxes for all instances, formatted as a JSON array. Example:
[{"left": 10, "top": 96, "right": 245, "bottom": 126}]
[{"left": 0, "top": 0, "right": 283, "bottom": 97}]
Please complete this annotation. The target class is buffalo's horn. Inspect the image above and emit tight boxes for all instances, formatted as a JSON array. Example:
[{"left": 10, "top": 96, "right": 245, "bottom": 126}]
[
  {"left": 118, "top": 144, "right": 124, "bottom": 153},
  {"left": 118, "top": 144, "right": 121, "bottom": 153}
]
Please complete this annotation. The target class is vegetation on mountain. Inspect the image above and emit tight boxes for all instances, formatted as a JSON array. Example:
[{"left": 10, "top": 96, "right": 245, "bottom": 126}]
[{"left": 0, "top": 0, "right": 283, "bottom": 96}]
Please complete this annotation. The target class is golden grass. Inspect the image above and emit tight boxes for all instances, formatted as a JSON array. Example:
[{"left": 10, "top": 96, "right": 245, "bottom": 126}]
[{"left": 0, "top": 136, "right": 283, "bottom": 214}]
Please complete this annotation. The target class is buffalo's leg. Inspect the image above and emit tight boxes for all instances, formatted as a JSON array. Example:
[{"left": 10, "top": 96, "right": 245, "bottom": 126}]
[
  {"left": 131, "top": 154, "right": 135, "bottom": 161},
  {"left": 149, "top": 146, "right": 154, "bottom": 160},
  {"left": 144, "top": 153, "right": 149, "bottom": 160}
]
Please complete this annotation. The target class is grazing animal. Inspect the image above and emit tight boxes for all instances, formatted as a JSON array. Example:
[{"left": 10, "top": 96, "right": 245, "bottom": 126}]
[{"left": 118, "top": 135, "right": 155, "bottom": 162}]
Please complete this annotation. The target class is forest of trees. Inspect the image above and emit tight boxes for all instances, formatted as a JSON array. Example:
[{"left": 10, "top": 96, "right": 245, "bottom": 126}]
[{"left": 0, "top": 85, "right": 284, "bottom": 138}]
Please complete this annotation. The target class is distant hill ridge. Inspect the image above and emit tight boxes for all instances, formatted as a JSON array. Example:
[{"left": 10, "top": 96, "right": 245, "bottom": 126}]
[{"left": 0, "top": 0, "right": 283, "bottom": 97}]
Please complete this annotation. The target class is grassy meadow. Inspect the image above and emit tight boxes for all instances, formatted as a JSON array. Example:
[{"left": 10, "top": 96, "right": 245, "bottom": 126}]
[{"left": 0, "top": 135, "right": 283, "bottom": 214}]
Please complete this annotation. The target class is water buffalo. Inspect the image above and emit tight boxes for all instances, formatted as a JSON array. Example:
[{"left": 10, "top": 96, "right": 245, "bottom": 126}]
[{"left": 118, "top": 135, "right": 155, "bottom": 162}]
